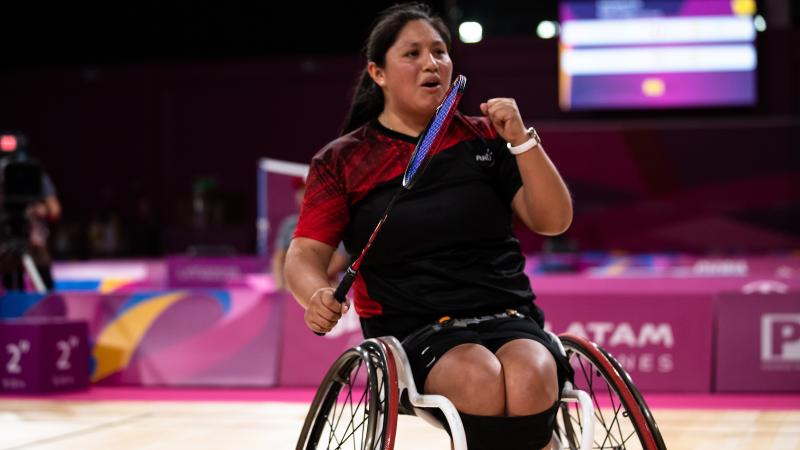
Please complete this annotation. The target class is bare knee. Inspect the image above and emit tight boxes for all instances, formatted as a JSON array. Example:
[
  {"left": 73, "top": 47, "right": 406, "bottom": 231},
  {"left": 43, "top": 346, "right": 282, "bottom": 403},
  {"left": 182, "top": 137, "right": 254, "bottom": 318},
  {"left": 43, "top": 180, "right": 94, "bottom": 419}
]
[
  {"left": 496, "top": 339, "right": 559, "bottom": 416},
  {"left": 425, "top": 344, "right": 505, "bottom": 416}
]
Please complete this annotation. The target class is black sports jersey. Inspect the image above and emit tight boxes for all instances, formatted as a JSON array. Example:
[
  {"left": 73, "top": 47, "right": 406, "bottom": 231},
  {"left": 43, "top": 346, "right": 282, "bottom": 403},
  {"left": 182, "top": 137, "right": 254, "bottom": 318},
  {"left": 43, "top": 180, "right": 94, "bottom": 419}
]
[{"left": 295, "top": 113, "right": 537, "bottom": 326}]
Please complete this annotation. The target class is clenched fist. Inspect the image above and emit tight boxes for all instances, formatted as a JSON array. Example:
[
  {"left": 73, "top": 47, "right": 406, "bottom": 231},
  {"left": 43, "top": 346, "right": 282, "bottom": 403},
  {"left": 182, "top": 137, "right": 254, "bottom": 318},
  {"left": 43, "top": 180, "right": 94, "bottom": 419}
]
[{"left": 479, "top": 98, "right": 529, "bottom": 147}]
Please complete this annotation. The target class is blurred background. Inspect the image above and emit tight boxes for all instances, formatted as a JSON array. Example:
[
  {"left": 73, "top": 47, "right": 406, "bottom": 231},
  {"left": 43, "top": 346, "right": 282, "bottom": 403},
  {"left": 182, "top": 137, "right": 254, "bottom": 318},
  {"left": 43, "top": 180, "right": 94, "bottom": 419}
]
[
  {"left": 1, "top": 0, "right": 797, "bottom": 260},
  {"left": 1, "top": 3, "right": 799, "bottom": 446}
]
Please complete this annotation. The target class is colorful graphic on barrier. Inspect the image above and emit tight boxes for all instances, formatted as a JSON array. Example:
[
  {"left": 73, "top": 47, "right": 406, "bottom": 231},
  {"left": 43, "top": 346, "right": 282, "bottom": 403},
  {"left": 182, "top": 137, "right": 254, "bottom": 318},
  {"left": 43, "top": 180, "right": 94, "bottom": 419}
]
[
  {"left": 91, "top": 291, "right": 189, "bottom": 381},
  {"left": 0, "top": 290, "right": 284, "bottom": 387}
]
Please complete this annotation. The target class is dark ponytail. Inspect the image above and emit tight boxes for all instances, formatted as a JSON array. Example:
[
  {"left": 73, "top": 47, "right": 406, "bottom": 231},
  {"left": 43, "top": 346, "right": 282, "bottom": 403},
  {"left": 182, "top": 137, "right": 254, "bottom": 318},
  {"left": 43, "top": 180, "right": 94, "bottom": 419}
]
[
  {"left": 343, "top": 69, "right": 385, "bottom": 136},
  {"left": 340, "top": 3, "right": 451, "bottom": 135}
]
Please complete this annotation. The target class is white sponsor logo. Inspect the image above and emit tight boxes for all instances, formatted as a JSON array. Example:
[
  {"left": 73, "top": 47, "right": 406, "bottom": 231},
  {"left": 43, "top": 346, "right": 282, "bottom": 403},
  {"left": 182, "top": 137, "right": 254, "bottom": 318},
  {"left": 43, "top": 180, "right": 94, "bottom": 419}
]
[
  {"left": 545, "top": 322, "right": 675, "bottom": 373},
  {"left": 775, "top": 265, "right": 795, "bottom": 279},
  {"left": 692, "top": 259, "right": 748, "bottom": 277},
  {"left": 761, "top": 314, "right": 800, "bottom": 362},
  {"left": 56, "top": 336, "right": 80, "bottom": 371},
  {"left": 5, "top": 340, "right": 31, "bottom": 375},
  {"left": 742, "top": 280, "right": 789, "bottom": 295},
  {"left": 614, "top": 353, "right": 674, "bottom": 374},
  {"left": 175, "top": 265, "right": 241, "bottom": 282},
  {"left": 547, "top": 321, "right": 675, "bottom": 374},
  {"left": 557, "top": 321, "right": 674, "bottom": 348}
]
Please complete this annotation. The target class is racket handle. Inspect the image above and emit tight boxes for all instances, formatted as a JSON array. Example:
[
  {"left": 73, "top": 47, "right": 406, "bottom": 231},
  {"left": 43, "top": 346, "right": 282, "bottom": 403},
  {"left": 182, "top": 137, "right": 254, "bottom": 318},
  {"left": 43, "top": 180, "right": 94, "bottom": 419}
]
[
  {"left": 313, "top": 267, "right": 357, "bottom": 337},
  {"left": 334, "top": 267, "right": 357, "bottom": 303}
]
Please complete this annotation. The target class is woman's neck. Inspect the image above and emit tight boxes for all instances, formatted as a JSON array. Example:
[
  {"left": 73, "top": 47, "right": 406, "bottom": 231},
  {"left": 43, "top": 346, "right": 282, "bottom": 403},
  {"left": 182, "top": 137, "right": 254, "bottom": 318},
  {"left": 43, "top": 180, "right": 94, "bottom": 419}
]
[{"left": 377, "top": 109, "right": 430, "bottom": 137}]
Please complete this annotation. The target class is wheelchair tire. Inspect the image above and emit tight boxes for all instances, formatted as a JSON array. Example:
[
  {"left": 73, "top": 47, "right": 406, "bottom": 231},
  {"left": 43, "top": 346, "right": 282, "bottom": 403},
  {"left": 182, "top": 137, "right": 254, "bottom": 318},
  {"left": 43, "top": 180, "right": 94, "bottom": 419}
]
[
  {"left": 297, "top": 340, "right": 398, "bottom": 450},
  {"left": 557, "top": 333, "right": 667, "bottom": 450}
]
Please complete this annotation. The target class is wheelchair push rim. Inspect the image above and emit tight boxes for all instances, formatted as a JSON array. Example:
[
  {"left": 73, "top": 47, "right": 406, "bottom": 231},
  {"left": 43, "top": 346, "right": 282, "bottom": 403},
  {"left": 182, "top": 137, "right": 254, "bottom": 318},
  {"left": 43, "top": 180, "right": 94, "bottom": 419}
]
[
  {"left": 558, "top": 333, "right": 666, "bottom": 450},
  {"left": 297, "top": 341, "right": 398, "bottom": 450}
]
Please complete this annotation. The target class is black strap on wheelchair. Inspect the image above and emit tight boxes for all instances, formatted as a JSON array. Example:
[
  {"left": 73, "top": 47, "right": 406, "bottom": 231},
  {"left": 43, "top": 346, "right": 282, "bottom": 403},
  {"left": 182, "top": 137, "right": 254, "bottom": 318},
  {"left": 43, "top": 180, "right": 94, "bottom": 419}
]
[
  {"left": 402, "top": 308, "right": 526, "bottom": 347},
  {"left": 435, "top": 308, "right": 524, "bottom": 329}
]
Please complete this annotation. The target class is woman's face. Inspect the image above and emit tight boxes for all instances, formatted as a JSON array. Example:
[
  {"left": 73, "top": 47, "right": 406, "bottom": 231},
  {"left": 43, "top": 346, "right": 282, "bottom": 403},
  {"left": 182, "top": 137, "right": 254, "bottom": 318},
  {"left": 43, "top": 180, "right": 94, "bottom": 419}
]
[{"left": 372, "top": 19, "right": 453, "bottom": 122}]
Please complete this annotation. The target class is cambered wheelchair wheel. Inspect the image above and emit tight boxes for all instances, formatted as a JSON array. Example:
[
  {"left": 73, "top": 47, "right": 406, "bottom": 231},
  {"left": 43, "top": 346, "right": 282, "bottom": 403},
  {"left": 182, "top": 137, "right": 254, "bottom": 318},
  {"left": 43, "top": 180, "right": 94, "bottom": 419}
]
[
  {"left": 297, "top": 340, "right": 398, "bottom": 450},
  {"left": 557, "top": 333, "right": 666, "bottom": 450}
]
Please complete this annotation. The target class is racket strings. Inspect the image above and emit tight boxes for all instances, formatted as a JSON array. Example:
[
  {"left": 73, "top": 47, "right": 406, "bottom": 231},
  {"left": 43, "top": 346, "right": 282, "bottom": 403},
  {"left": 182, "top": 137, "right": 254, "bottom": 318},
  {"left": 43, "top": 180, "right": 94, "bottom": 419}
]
[{"left": 406, "top": 81, "right": 462, "bottom": 181}]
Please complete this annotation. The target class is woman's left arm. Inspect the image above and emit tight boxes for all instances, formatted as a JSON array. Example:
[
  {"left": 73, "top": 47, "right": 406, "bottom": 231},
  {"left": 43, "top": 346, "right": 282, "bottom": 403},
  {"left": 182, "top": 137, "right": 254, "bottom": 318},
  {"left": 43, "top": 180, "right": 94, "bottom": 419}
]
[{"left": 481, "top": 98, "right": 573, "bottom": 236}]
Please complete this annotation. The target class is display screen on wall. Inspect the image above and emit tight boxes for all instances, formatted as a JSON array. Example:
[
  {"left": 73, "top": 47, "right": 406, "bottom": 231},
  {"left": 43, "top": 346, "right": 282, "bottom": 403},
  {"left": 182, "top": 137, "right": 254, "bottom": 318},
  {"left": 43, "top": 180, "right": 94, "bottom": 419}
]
[{"left": 559, "top": 0, "right": 758, "bottom": 110}]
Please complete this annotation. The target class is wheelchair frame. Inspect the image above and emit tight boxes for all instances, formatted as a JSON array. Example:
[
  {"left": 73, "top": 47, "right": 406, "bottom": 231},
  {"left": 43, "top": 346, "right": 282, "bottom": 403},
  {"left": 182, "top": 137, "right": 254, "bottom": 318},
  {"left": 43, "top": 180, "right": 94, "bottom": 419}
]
[{"left": 297, "top": 331, "right": 666, "bottom": 450}]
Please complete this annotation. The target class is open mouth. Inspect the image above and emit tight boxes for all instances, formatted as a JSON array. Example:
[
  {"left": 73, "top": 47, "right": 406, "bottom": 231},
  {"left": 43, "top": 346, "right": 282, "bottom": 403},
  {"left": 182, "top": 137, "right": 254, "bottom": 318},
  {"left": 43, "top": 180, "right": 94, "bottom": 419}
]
[{"left": 421, "top": 81, "right": 441, "bottom": 89}]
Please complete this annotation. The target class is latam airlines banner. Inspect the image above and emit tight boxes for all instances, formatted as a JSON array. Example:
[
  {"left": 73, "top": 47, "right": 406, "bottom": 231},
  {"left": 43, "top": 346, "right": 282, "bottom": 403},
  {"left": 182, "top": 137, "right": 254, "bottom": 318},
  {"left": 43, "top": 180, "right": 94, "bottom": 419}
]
[{"left": 539, "top": 294, "right": 714, "bottom": 392}]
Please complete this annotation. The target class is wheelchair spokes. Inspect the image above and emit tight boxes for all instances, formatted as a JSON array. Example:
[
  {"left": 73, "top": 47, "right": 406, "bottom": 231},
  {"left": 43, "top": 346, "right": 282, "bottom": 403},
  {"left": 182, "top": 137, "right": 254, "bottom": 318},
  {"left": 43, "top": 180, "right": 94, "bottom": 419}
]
[
  {"left": 297, "top": 345, "right": 395, "bottom": 450},
  {"left": 557, "top": 334, "right": 666, "bottom": 450},
  {"left": 561, "top": 354, "right": 637, "bottom": 449},
  {"left": 325, "top": 359, "right": 370, "bottom": 448}
]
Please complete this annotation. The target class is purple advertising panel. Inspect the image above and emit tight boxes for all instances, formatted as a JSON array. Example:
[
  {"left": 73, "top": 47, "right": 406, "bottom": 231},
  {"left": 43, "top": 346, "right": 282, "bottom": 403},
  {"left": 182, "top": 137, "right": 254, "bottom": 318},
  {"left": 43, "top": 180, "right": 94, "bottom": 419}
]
[
  {"left": 538, "top": 293, "right": 714, "bottom": 392},
  {"left": 715, "top": 292, "right": 800, "bottom": 392},
  {"left": 165, "top": 256, "right": 270, "bottom": 289},
  {"left": 0, "top": 317, "right": 89, "bottom": 393},
  {"left": 279, "top": 292, "right": 364, "bottom": 386}
]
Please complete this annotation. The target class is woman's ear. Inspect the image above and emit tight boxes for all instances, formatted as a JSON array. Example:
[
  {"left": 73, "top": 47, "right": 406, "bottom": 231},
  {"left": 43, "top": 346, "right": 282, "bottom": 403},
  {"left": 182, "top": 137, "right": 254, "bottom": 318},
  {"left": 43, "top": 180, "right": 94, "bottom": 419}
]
[{"left": 367, "top": 62, "right": 385, "bottom": 87}]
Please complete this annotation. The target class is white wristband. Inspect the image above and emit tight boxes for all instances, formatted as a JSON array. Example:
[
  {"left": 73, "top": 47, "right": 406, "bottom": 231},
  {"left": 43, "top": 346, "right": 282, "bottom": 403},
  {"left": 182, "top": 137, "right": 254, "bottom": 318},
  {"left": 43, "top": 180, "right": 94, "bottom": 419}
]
[{"left": 506, "top": 127, "right": 541, "bottom": 155}]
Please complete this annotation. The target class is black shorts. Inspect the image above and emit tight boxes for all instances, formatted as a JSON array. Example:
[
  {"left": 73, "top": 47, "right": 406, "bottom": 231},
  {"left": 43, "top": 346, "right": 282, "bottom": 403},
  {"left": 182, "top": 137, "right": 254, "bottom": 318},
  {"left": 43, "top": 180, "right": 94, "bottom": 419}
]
[{"left": 362, "top": 306, "right": 571, "bottom": 395}]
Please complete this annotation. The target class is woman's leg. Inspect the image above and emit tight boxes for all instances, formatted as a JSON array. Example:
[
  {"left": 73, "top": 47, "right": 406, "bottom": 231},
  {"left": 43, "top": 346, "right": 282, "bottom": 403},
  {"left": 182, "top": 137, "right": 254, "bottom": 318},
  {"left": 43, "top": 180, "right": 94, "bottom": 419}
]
[
  {"left": 424, "top": 343, "right": 505, "bottom": 416},
  {"left": 422, "top": 338, "right": 560, "bottom": 449},
  {"left": 496, "top": 338, "right": 560, "bottom": 449},
  {"left": 495, "top": 338, "right": 559, "bottom": 416}
]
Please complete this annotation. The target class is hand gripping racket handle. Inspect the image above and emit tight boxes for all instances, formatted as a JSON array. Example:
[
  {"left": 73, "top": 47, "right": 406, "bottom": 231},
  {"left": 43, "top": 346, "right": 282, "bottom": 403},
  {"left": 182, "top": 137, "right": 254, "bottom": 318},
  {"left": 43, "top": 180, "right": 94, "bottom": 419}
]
[
  {"left": 333, "top": 266, "right": 357, "bottom": 303},
  {"left": 313, "top": 266, "right": 357, "bottom": 336}
]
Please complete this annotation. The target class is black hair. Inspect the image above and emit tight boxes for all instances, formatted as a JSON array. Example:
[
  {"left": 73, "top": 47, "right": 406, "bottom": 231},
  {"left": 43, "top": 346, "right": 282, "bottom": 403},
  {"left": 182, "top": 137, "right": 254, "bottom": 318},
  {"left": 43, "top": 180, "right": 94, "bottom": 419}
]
[{"left": 340, "top": 3, "right": 451, "bottom": 135}]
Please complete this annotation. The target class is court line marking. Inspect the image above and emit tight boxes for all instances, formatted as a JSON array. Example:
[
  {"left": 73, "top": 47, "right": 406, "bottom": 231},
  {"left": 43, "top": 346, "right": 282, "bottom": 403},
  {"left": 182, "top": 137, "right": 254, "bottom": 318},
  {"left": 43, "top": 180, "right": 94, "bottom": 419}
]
[{"left": 5, "top": 412, "right": 154, "bottom": 450}]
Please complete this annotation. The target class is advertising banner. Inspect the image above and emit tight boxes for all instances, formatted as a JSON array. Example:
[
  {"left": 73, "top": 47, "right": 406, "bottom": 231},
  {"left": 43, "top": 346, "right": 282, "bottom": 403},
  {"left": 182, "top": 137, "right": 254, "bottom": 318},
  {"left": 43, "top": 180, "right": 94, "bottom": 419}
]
[{"left": 715, "top": 293, "right": 800, "bottom": 392}]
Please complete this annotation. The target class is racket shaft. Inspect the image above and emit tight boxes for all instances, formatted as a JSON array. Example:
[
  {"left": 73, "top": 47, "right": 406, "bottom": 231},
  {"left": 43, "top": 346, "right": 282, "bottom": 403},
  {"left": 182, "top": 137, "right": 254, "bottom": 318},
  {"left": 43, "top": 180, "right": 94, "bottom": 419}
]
[{"left": 330, "top": 190, "right": 398, "bottom": 301}]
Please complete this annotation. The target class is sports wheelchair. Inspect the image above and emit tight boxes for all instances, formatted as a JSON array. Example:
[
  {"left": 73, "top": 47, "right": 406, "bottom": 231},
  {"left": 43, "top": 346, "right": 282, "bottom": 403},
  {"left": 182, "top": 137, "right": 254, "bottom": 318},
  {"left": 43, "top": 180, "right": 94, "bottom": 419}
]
[{"left": 297, "top": 331, "right": 666, "bottom": 450}]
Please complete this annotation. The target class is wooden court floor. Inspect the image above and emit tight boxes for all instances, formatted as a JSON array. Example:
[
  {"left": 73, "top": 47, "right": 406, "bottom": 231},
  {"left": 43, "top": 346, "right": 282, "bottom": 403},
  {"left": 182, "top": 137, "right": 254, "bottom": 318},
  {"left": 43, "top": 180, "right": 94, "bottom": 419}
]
[{"left": 1, "top": 398, "right": 799, "bottom": 450}]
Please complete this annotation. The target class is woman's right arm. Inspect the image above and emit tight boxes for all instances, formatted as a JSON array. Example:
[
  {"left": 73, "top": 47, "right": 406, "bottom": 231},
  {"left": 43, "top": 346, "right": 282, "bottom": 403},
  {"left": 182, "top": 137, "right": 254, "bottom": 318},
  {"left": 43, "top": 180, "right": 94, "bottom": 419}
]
[{"left": 285, "top": 237, "right": 350, "bottom": 333}]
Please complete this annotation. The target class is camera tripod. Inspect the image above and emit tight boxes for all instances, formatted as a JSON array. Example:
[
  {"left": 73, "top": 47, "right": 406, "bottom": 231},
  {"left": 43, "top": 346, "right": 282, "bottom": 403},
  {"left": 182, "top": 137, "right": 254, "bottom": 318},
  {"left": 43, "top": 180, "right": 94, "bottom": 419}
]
[{"left": 0, "top": 238, "right": 47, "bottom": 294}]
